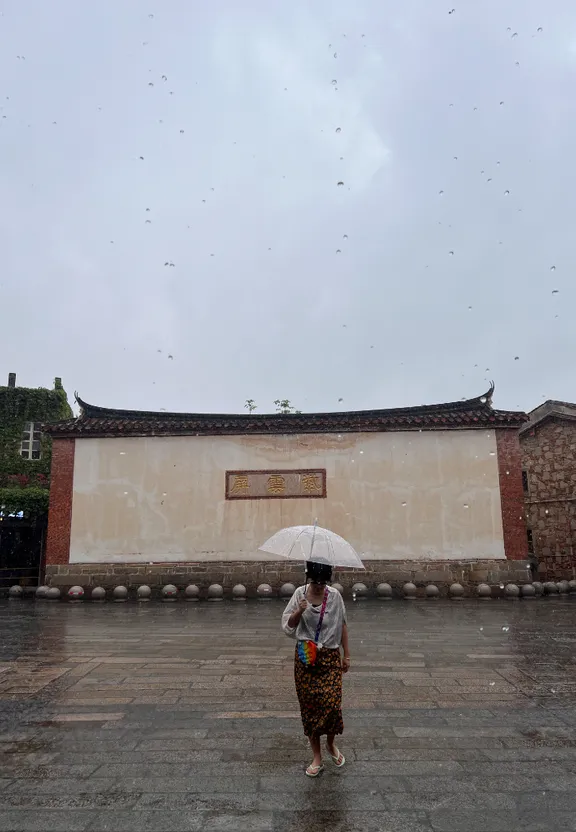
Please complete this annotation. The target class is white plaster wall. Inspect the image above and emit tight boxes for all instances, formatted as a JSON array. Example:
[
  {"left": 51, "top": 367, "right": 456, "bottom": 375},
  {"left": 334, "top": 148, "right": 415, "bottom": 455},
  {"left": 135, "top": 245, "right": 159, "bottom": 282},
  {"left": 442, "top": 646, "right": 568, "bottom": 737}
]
[{"left": 69, "top": 430, "right": 506, "bottom": 563}]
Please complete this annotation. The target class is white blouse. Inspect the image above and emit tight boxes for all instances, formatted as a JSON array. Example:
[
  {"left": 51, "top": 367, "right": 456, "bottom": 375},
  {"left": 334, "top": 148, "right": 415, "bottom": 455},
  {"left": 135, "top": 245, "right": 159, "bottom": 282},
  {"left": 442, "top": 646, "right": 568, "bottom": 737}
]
[{"left": 281, "top": 585, "right": 347, "bottom": 650}]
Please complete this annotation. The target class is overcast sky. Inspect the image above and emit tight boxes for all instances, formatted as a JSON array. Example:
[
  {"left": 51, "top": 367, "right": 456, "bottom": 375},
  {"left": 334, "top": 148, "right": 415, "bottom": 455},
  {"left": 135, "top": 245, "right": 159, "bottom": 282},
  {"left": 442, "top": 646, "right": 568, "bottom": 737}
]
[{"left": 0, "top": 0, "right": 574, "bottom": 416}]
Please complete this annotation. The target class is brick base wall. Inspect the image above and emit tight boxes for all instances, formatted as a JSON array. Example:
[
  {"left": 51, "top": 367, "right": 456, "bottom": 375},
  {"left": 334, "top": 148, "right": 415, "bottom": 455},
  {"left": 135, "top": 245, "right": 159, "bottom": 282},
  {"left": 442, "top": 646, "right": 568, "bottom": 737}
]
[{"left": 44, "top": 559, "right": 533, "bottom": 596}]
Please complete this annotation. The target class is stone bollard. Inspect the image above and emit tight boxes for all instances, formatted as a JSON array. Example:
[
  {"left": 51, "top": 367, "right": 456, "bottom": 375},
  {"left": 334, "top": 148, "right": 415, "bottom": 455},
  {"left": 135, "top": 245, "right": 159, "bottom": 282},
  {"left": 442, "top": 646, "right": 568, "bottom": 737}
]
[
  {"left": 91, "top": 587, "right": 106, "bottom": 601},
  {"left": 476, "top": 583, "right": 492, "bottom": 599},
  {"left": 425, "top": 584, "right": 440, "bottom": 599},
  {"left": 257, "top": 584, "right": 273, "bottom": 599},
  {"left": 449, "top": 583, "right": 465, "bottom": 599},
  {"left": 68, "top": 586, "right": 84, "bottom": 600},
  {"left": 113, "top": 586, "right": 128, "bottom": 601},
  {"left": 162, "top": 584, "right": 178, "bottom": 600},
  {"left": 207, "top": 584, "right": 223, "bottom": 601},
  {"left": 403, "top": 582, "right": 417, "bottom": 600},
  {"left": 557, "top": 580, "right": 570, "bottom": 594},
  {"left": 544, "top": 582, "right": 559, "bottom": 595},
  {"left": 279, "top": 583, "right": 296, "bottom": 599},
  {"left": 569, "top": 580, "right": 576, "bottom": 594},
  {"left": 532, "top": 582, "right": 544, "bottom": 595},
  {"left": 8, "top": 585, "right": 23, "bottom": 599},
  {"left": 232, "top": 584, "right": 247, "bottom": 600},
  {"left": 35, "top": 585, "right": 49, "bottom": 599},
  {"left": 184, "top": 584, "right": 200, "bottom": 600},
  {"left": 505, "top": 584, "right": 520, "bottom": 599},
  {"left": 46, "top": 587, "right": 61, "bottom": 600},
  {"left": 521, "top": 584, "right": 536, "bottom": 598},
  {"left": 137, "top": 585, "right": 152, "bottom": 600},
  {"left": 352, "top": 583, "right": 368, "bottom": 599},
  {"left": 376, "top": 583, "right": 393, "bottom": 600},
  {"left": 332, "top": 583, "right": 344, "bottom": 595}
]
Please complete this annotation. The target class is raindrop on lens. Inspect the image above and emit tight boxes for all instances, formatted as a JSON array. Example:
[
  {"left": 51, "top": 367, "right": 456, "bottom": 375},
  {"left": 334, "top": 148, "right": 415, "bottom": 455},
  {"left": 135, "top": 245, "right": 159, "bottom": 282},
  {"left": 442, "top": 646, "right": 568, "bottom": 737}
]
[{"left": 502, "top": 625, "right": 509, "bottom": 632}]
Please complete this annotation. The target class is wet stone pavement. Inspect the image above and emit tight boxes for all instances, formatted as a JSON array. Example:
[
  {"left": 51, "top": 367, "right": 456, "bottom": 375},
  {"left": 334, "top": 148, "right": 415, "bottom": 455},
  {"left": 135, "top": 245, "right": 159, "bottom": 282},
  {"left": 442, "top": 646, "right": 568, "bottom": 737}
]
[{"left": 1, "top": 598, "right": 576, "bottom": 831}]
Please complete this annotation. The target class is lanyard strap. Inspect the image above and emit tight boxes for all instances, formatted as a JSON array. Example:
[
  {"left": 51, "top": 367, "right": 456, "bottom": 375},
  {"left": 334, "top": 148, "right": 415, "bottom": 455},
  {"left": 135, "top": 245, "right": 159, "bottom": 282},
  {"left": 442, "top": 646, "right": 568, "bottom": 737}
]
[{"left": 313, "top": 588, "right": 329, "bottom": 644}]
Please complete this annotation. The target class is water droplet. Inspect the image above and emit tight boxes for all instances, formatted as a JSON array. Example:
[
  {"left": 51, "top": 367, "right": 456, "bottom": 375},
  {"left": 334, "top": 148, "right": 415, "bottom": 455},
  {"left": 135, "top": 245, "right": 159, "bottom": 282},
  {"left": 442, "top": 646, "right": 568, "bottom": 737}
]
[
  {"left": 463, "top": 504, "right": 469, "bottom": 509},
  {"left": 124, "top": 491, "right": 129, "bottom": 495},
  {"left": 499, "top": 584, "right": 505, "bottom": 590},
  {"left": 502, "top": 625, "right": 509, "bottom": 632},
  {"left": 337, "top": 181, "right": 344, "bottom": 187},
  {"left": 334, "top": 52, "right": 338, "bottom": 58},
  {"left": 504, "top": 190, "right": 510, "bottom": 196},
  {"left": 511, "top": 32, "right": 518, "bottom": 38},
  {"left": 489, "top": 451, "right": 496, "bottom": 456},
  {"left": 335, "top": 127, "right": 342, "bottom": 133},
  {"left": 514, "top": 356, "right": 519, "bottom": 361},
  {"left": 537, "top": 27, "right": 543, "bottom": 33},
  {"left": 552, "top": 289, "right": 559, "bottom": 295},
  {"left": 343, "top": 234, "right": 348, "bottom": 239},
  {"left": 489, "top": 681, "right": 495, "bottom": 686},
  {"left": 360, "top": 450, "right": 364, "bottom": 454},
  {"left": 331, "top": 79, "right": 338, "bottom": 85},
  {"left": 550, "top": 265, "right": 556, "bottom": 271},
  {"left": 439, "top": 190, "right": 444, "bottom": 195},
  {"left": 479, "top": 627, "right": 483, "bottom": 631},
  {"left": 336, "top": 249, "right": 341, "bottom": 254},
  {"left": 551, "top": 689, "right": 556, "bottom": 693},
  {"left": 480, "top": 396, "right": 487, "bottom": 403},
  {"left": 119, "top": 452, "right": 126, "bottom": 455},
  {"left": 352, "top": 592, "right": 357, "bottom": 602},
  {"left": 500, "top": 101, "right": 504, "bottom": 106},
  {"left": 449, "top": 250, "right": 454, "bottom": 256},
  {"left": 401, "top": 502, "right": 407, "bottom": 507}
]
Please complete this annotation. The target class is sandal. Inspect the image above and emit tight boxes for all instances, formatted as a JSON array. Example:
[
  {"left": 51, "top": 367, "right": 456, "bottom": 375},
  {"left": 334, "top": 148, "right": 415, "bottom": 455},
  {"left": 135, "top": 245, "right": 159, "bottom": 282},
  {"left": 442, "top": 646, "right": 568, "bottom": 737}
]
[
  {"left": 329, "top": 748, "right": 345, "bottom": 767},
  {"left": 305, "top": 763, "right": 324, "bottom": 777}
]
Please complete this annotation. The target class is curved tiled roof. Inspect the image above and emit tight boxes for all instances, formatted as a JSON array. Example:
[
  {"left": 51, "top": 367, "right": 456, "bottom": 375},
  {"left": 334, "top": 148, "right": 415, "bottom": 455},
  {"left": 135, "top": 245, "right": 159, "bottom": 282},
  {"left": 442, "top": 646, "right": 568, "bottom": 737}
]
[{"left": 43, "top": 385, "right": 527, "bottom": 438}]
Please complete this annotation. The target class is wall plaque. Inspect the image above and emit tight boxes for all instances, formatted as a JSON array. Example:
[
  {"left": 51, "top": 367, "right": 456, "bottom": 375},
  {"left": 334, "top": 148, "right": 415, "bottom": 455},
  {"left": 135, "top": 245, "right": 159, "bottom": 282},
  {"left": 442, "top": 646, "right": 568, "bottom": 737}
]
[{"left": 225, "top": 469, "right": 327, "bottom": 500}]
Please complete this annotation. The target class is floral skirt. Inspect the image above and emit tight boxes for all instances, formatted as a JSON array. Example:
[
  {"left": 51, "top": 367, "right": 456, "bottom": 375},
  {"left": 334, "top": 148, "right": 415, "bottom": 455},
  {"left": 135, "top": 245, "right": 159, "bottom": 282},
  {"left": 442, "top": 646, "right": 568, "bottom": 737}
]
[{"left": 294, "top": 646, "right": 343, "bottom": 737}]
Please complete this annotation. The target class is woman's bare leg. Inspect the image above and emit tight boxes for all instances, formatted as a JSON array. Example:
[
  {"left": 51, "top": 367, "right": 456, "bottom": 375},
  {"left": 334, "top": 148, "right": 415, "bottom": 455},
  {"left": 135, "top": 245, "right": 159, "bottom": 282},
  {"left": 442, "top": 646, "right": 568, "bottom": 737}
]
[
  {"left": 327, "top": 733, "right": 338, "bottom": 757},
  {"left": 309, "top": 734, "right": 322, "bottom": 767}
]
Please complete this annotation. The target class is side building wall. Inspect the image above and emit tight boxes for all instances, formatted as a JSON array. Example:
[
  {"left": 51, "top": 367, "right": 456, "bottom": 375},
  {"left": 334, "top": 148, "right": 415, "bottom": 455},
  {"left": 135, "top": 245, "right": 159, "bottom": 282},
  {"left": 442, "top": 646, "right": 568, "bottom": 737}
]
[{"left": 521, "top": 419, "right": 576, "bottom": 577}]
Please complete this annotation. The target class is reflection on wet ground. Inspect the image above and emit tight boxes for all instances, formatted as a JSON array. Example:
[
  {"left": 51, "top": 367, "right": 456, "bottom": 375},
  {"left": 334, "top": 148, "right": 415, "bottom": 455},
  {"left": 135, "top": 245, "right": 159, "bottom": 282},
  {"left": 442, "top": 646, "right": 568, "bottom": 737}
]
[{"left": 1, "top": 597, "right": 576, "bottom": 830}]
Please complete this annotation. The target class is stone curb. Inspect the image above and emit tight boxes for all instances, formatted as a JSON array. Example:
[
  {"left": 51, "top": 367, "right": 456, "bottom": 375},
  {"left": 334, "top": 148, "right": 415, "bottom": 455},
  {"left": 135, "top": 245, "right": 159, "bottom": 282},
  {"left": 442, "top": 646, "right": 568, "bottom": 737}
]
[{"left": 5, "top": 581, "right": 576, "bottom": 602}]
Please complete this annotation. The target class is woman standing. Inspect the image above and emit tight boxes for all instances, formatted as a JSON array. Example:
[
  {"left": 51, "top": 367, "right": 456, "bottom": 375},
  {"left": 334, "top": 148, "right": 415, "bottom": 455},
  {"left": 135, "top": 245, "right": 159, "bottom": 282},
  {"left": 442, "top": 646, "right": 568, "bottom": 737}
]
[{"left": 282, "top": 561, "right": 350, "bottom": 777}]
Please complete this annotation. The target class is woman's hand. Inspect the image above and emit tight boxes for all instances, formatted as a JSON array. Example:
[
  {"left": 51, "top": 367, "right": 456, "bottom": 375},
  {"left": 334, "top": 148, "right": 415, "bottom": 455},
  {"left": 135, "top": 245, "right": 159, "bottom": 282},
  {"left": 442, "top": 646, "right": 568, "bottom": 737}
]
[
  {"left": 342, "top": 656, "right": 351, "bottom": 673},
  {"left": 298, "top": 598, "right": 308, "bottom": 613}
]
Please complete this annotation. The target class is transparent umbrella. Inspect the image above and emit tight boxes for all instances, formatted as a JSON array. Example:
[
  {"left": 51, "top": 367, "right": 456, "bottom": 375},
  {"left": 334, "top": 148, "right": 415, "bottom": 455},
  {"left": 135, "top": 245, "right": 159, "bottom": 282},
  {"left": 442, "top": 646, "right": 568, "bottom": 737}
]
[{"left": 259, "top": 522, "right": 364, "bottom": 569}]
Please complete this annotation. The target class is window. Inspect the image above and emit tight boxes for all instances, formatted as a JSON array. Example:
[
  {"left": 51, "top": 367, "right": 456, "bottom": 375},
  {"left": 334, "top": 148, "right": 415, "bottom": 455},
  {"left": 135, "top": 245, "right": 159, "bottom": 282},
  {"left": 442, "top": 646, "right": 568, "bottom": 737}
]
[
  {"left": 522, "top": 470, "right": 529, "bottom": 495},
  {"left": 20, "top": 422, "right": 42, "bottom": 460},
  {"left": 527, "top": 528, "right": 534, "bottom": 554}
]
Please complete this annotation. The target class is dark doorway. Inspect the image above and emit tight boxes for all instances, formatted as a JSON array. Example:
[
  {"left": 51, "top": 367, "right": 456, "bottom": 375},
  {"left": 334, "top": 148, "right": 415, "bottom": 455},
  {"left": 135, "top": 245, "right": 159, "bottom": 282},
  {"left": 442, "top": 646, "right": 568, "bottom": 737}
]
[{"left": 0, "top": 516, "right": 46, "bottom": 588}]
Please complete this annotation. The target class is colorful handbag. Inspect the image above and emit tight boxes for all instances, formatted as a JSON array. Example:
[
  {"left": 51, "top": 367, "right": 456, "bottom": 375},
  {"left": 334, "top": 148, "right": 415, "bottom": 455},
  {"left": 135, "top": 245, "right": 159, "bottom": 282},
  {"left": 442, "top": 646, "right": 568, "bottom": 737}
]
[{"left": 297, "top": 588, "right": 329, "bottom": 667}]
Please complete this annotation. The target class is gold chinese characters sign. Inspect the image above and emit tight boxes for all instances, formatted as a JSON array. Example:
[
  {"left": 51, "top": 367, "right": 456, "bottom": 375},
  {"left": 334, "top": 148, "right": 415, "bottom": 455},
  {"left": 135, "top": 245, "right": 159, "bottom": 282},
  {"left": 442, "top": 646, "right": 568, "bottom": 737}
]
[{"left": 225, "top": 469, "right": 327, "bottom": 500}]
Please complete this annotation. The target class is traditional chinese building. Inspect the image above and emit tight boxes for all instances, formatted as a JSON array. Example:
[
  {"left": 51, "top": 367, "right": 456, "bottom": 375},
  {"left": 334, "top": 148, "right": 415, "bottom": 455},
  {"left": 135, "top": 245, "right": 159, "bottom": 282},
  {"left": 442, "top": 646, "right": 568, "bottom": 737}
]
[
  {"left": 43, "top": 386, "right": 530, "bottom": 592},
  {"left": 520, "top": 399, "right": 576, "bottom": 579}
]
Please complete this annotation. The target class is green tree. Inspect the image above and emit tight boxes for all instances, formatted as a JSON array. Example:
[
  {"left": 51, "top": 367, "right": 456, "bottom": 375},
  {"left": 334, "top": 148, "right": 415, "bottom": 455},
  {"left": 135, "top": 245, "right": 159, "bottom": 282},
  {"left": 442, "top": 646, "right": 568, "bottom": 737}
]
[
  {"left": 244, "top": 399, "right": 257, "bottom": 414},
  {"left": 274, "top": 399, "right": 301, "bottom": 415}
]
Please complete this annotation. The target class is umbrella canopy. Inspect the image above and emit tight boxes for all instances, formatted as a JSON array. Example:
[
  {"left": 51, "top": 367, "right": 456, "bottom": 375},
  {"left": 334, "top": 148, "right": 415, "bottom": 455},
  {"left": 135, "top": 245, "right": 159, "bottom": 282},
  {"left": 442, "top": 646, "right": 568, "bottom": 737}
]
[{"left": 259, "top": 524, "right": 364, "bottom": 570}]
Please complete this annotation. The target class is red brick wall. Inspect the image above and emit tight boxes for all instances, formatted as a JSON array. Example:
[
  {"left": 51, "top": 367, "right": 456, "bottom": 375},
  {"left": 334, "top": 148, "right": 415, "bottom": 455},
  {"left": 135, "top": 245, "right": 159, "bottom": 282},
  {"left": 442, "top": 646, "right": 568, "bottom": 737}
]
[
  {"left": 520, "top": 419, "right": 576, "bottom": 560},
  {"left": 496, "top": 430, "right": 527, "bottom": 560},
  {"left": 45, "top": 439, "right": 75, "bottom": 566}
]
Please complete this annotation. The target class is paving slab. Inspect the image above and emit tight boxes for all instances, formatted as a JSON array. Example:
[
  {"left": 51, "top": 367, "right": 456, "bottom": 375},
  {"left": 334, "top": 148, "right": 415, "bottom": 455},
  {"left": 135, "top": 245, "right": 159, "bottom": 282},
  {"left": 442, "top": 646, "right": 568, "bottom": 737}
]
[{"left": 2, "top": 596, "right": 576, "bottom": 830}]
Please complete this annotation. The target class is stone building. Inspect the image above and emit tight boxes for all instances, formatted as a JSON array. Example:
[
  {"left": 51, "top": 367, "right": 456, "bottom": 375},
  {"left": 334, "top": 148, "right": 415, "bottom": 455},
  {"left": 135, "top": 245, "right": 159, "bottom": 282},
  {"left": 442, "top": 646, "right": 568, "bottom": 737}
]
[
  {"left": 43, "top": 386, "right": 530, "bottom": 592},
  {"left": 520, "top": 400, "right": 576, "bottom": 579}
]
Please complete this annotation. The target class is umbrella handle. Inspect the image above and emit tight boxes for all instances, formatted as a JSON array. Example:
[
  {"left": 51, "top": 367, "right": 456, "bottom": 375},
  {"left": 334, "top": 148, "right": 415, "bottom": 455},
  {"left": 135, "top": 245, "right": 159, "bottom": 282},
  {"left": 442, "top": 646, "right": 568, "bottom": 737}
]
[{"left": 309, "top": 518, "right": 318, "bottom": 561}]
